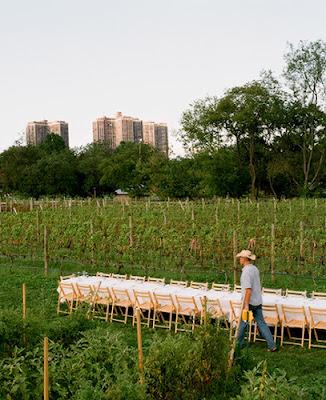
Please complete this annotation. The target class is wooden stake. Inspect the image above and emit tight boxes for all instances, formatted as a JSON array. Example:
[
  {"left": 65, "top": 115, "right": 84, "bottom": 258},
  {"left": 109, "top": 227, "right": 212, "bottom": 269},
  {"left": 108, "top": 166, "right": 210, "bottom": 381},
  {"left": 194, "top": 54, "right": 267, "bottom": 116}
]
[
  {"left": 233, "top": 231, "right": 237, "bottom": 285},
  {"left": 271, "top": 224, "right": 275, "bottom": 283},
  {"left": 22, "top": 283, "right": 26, "bottom": 320},
  {"left": 228, "top": 298, "right": 245, "bottom": 371},
  {"left": 44, "top": 226, "right": 49, "bottom": 277},
  {"left": 129, "top": 215, "right": 133, "bottom": 247},
  {"left": 44, "top": 337, "right": 49, "bottom": 400},
  {"left": 136, "top": 308, "right": 144, "bottom": 384},
  {"left": 300, "top": 221, "right": 304, "bottom": 260}
]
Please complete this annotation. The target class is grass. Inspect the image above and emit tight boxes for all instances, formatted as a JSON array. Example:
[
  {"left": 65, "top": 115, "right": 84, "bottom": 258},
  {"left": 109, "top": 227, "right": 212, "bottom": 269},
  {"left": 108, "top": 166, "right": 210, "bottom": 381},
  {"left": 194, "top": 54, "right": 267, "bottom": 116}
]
[{"left": 1, "top": 261, "right": 326, "bottom": 398}]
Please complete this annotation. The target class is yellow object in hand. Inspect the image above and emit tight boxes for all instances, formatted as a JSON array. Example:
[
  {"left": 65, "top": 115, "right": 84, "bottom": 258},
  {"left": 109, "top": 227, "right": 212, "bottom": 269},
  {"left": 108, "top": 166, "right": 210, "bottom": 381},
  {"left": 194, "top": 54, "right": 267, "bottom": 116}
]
[{"left": 242, "top": 310, "right": 254, "bottom": 322}]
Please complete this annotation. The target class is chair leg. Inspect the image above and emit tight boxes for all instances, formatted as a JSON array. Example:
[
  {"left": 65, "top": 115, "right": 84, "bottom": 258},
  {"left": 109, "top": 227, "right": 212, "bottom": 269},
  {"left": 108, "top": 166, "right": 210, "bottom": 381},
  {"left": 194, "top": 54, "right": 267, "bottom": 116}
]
[
  {"left": 281, "top": 323, "right": 284, "bottom": 346},
  {"left": 308, "top": 326, "right": 312, "bottom": 349},
  {"left": 175, "top": 312, "right": 179, "bottom": 333}
]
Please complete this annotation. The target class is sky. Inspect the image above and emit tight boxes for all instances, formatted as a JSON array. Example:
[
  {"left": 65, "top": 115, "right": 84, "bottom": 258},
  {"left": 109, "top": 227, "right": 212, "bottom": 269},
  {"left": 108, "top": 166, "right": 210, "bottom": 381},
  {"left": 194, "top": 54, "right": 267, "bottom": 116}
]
[{"left": 0, "top": 0, "right": 325, "bottom": 156}]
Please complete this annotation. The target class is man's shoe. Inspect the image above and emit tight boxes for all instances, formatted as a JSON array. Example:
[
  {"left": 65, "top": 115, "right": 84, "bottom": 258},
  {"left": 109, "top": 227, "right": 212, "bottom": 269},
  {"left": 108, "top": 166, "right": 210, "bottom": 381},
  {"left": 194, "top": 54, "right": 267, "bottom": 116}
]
[{"left": 267, "top": 347, "right": 278, "bottom": 352}]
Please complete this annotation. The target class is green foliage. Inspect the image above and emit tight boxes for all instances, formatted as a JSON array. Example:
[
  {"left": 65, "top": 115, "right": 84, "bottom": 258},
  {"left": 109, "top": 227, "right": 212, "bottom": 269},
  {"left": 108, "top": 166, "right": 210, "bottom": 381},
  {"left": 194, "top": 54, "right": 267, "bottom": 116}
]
[
  {"left": 0, "top": 328, "right": 145, "bottom": 400},
  {"left": 144, "top": 326, "right": 230, "bottom": 400},
  {"left": 232, "top": 360, "right": 307, "bottom": 400}
]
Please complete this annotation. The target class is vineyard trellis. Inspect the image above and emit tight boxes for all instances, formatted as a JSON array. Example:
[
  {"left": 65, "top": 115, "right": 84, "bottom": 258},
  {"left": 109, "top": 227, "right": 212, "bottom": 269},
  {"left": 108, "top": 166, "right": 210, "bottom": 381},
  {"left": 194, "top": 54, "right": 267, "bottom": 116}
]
[{"left": 0, "top": 197, "right": 326, "bottom": 282}]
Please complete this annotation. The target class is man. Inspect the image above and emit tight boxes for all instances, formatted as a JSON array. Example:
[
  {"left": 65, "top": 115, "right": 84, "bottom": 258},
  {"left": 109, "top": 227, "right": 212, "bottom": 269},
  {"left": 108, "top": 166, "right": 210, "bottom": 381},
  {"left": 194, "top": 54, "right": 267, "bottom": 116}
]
[{"left": 236, "top": 249, "right": 277, "bottom": 352}]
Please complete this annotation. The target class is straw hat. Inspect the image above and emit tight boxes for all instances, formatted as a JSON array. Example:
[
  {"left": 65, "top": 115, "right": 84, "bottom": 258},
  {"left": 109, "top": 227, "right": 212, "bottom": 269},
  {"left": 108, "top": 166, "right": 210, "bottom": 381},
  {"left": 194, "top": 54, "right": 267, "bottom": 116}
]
[{"left": 236, "top": 249, "right": 256, "bottom": 261}]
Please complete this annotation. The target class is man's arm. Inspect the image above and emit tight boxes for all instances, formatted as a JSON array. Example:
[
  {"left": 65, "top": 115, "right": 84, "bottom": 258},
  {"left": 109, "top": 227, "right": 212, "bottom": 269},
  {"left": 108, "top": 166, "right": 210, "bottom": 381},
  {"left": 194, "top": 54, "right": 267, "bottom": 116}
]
[{"left": 243, "top": 288, "right": 252, "bottom": 310}]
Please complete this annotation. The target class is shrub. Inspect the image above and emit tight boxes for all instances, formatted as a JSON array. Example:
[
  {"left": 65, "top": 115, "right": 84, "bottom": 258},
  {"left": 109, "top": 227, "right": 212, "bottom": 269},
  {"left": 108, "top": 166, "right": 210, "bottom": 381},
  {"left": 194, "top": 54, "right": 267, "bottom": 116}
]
[
  {"left": 232, "top": 360, "right": 307, "bottom": 400},
  {"left": 144, "top": 325, "right": 230, "bottom": 400}
]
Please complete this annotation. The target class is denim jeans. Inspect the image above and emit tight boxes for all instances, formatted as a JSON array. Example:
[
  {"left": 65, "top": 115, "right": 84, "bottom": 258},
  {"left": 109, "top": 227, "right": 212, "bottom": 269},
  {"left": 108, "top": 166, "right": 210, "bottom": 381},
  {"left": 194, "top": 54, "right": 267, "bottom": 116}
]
[{"left": 237, "top": 304, "right": 276, "bottom": 350}]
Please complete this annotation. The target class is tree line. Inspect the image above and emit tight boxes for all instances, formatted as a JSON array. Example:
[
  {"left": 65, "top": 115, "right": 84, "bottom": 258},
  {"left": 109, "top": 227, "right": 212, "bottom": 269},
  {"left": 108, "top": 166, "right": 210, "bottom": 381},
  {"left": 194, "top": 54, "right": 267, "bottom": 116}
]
[{"left": 0, "top": 40, "right": 325, "bottom": 199}]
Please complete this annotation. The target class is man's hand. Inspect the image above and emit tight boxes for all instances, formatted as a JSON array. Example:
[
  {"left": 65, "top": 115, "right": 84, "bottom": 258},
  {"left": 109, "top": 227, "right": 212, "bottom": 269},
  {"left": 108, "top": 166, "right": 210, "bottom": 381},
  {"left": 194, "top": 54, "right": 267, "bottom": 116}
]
[{"left": 243, "top": 304, "right": 249, "bottom": 311}]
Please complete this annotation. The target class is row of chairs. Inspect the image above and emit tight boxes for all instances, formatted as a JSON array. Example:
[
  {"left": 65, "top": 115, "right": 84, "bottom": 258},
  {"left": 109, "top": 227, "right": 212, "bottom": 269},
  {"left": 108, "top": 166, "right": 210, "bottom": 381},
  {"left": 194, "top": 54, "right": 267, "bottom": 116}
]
[
  {"left": 61, "top": 273, "right": 326, "bottom": 299},
  {"left": 58, "top": 281, "right": 204, "bottom": 332},
  {"left": 57, "top": 281, "right": 326, "bottom": 348},
  {"left": 229, "top": 301, "right": 326, "bottom": 349}
]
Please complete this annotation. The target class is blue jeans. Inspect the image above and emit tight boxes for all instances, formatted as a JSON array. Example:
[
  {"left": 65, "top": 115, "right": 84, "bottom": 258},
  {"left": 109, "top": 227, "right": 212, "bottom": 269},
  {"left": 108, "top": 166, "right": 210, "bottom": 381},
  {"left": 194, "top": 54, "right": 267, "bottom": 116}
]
[{"left": 237, "top": 304, "right": 276, "bottom": 350}]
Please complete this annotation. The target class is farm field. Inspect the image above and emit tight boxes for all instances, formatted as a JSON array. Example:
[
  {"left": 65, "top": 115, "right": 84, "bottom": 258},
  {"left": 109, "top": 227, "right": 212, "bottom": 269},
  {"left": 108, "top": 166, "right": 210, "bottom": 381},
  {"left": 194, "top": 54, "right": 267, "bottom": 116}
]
[{"left": 0, "top": 198, "right": 326, "bottom": 399}]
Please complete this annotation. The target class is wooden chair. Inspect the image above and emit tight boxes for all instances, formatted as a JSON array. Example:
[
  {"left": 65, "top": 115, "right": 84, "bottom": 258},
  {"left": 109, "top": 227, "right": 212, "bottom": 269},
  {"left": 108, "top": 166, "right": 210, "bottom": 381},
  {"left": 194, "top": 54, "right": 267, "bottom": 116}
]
[
  {"left": 111, "top": 273, "right": 128, "bottom": 280},
  {"left": 110, "top": 288, "right": 133, "bottom": 324},
  {"left": 129, "top": 275, "right": 146, "bottom": 282},
  {"left": 308, "top": 307, "right": 326, "bottom": 349},
  {"left": 253, "top": 304, "right": 281, "bottom": 343},
  {"left": 211, "top": 283, "right": 230, "bottom": 292},
  {"left": 190, "top": 281, "right": 208, "bottom": 290},
  {"left": 75, "top": 283, "right": 95, "bottom": 316},
  {"left": 92, "top": 286, "right": 112, "bottom": 321},
  {"left": 147, "top": 276, "right": 165, "bottom": 284},
  {"left": 170, "top": 279, "right": 188, "bottom": 288},
  {"left": 311, "top": 291, "right": 326, "bottom": 300},
  {"left": 229, "top": 300, "right": 243, "bottom": 339},
  {"left": 57, "top": 282, "right": 78, "bottom": 315},
  {"left": 96, "top": 272, "right": 112, "bottom": 278},
  {"left": 262, "top": 287, "right": 282, "bottom": 296},
  {"left": 60, "top": 274, "right": 76, "bottom": 281},
  {"left": 234, "top": 284, "right": 242, "bottom": 293},
  {"left": 285, "top": 289, "right": 307, "bottom": 298},
  {"left": 175, "top": 295, "right": 200, "bottom": 332},
  {"left": 281, "top": 305, "right": 309, "bottom": 347},
  {"left": 201, "top": 297, "right": 229, "bottom": 329},
  {"left": 133, "top": 290, "right": 154, "bottom": 327},
  {"left": 152, "top": 293, "right": 176, "bottom": 330}
]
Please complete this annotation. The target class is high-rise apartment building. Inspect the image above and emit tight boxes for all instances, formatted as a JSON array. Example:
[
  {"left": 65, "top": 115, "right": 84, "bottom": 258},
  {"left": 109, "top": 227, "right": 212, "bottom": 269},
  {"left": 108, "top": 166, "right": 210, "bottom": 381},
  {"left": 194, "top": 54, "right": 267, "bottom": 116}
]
[
  {"left": 92, "top": 112, "right": 168, "bottom": 155},
  {"left": 154, "top": 123, "right": 169, "bottom": 156},
  {"left": 92, "top": 116, "right": 115, "bottom": 148},
  {"left": 133, "top": 119, "right": 143, "bottom": 143},
  {"left": 26, "top": 120, "right": 69, "bottom": 146},
  {"left": 142, "top": 121, "right": 155, "bottom": 147},
  {"left": 114, "top": 112, "right": 134, "bottom": 146}
]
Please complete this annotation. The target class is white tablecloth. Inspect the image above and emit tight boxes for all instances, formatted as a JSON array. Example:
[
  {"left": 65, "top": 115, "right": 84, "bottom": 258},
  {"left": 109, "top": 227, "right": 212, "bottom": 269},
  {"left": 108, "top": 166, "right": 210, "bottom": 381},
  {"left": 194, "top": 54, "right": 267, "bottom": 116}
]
[{"left": 60, "top": 276, "right": 326, "bottom": 322}]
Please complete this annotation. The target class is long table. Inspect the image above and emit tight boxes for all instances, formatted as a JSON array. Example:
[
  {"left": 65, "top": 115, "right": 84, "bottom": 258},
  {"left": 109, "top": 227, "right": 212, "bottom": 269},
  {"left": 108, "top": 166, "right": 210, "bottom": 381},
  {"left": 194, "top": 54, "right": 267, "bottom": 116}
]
[{"left": 60, "top": 275, "right": 326, "bottom": 323}]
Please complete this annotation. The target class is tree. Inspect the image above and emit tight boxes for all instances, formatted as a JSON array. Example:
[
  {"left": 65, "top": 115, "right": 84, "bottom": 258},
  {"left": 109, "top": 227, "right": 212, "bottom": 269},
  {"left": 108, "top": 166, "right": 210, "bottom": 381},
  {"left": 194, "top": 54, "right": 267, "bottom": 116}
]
[
  {"left": 180, "top": 81, "right": 284, "bottom": 198},
  {"left": 284, "top": 40, "right": 326, "bottom": 107},
  {"left": 77, "top": 143, "right": 113, "bottom": 196},
  {"left": 269, "top": 102, "right": 326, "bottom": 196},
  {"left": 39, "top": 133, "right": 67, "bottom": 154}
]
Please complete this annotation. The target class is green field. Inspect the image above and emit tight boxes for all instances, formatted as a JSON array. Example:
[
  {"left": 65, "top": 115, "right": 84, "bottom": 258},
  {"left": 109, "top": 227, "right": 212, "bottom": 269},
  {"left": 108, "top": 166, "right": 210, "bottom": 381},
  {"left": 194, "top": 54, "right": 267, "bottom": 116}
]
[{"left": 0, "top": 198, "right": 326, "bottom": 399}]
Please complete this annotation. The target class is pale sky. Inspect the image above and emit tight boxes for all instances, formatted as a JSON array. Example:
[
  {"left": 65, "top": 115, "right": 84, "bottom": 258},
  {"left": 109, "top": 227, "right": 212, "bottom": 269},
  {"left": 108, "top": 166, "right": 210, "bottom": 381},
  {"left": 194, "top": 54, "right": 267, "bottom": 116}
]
[{"left": 1, "top": 0, "right": 325, "bottom": 156}]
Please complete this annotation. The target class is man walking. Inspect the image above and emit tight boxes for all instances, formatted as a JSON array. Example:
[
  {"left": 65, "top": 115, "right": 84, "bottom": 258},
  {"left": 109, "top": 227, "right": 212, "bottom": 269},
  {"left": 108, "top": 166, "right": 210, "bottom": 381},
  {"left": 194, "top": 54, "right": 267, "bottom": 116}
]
[{"left": 236, "top": 249, "right": 277, "bottom": 352}]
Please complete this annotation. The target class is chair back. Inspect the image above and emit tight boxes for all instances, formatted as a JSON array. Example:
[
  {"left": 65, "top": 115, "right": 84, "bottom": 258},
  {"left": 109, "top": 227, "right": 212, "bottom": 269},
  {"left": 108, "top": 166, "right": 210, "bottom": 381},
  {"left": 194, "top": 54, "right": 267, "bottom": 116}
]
[
  {"left": 147, "top": 277, "right": 165, "bottom": 284},
  {"left": 262, "top": 287, "right": 282, "bottom": 296},
  {"left": 58, "top": 282, "right": 77, "bottom": 298},
  {"left": 190, "top": 281, "right": 208, "bottom": 290},
  {"left": 60, "top": 274, "right": 76, "bottom": 281},
  {"left": 311, "top": 291, "right": 326, "bottom": 300},
  {"left": 96, "top": 272, "right": 112, "bottom": 278},
  {"left": 211, "top": 283, "right": 230, "bottom": 292},
  {"left": 175, "top": 295, "right": 198, "bottom": 313},
  {"left": 129, "top": 275, "right": 146, "bottom": 282},
  {"left": 281, "top": 305, "right": 308, "bottom": 325},
  {"left": 134, "top": 290, "right": 154, "bottom": 308},
  {"left": 201, "top": 297, "right": 224, "bottom": 318},
  {"left": 111, "top": 273, "right": 128, "bottom": 280},
  {"left": 234, "top": 284, "right": 242, "bottom": 293},
  {"left": 170, "top": 279, "right": 188, "bottom": 287},
  {"left": 309, "top": 306, "right": 326, "bottom": 326},
  {"left": 153, "top": 293, "right": 176, "bottom": 309},
  {"left": 285, "top": 289, "right": 307, "bottom": 298},
  {"left": 111, "top": 288, "right": 132, "bottom": 303}
]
